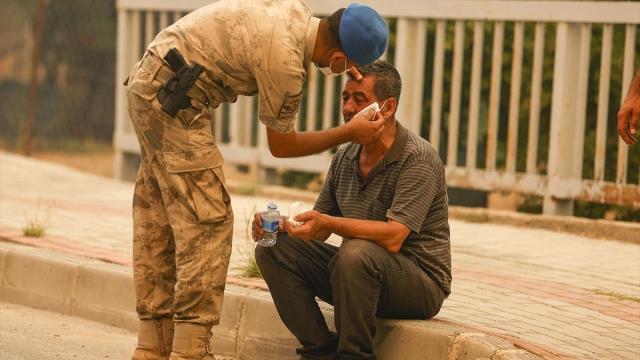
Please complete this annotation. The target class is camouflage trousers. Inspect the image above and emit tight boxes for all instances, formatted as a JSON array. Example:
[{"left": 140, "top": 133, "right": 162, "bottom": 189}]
[{"left": 125, "top": 53, "right": 233, "bottom": 325}]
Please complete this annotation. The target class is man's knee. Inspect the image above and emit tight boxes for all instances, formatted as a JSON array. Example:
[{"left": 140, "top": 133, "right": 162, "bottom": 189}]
[
  {"left": 330, "top": 239, "right": 385, "bottom": 275},
  {"left": 254, "top": 233, "right": 295, "bottom": 270}
]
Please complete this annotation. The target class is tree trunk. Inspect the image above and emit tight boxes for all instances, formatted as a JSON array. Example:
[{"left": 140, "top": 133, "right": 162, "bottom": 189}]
[{"left": 20, "top": 0, "right": 47, "bottom": 156}]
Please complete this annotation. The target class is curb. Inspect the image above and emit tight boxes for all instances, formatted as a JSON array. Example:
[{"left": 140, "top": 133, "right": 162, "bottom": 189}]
[
  {"left": 447, "top": 207, "right": 640, "bottom": 245},
  {"left": 226, "top": 180, "right": 640, "bottom": 244},
  {"left": 0, "top": 241, "right": 544, "bottom": 360}
]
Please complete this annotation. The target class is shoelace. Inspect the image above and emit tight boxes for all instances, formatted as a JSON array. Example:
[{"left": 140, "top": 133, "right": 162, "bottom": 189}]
[{"left": 200, "top": 331, "right": 215, "bottom": 356}]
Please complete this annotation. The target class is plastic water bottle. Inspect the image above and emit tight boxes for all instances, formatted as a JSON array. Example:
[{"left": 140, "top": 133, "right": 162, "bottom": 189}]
[{"left": 259, "top": 202, "right": 279, "bottom": 247}]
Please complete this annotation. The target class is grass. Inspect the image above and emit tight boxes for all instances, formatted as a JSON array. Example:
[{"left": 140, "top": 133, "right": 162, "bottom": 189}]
[
  {"left": 234, "top": 183, "right": 258, "bottom": 196},
  {"left": 238, "top": 205, "right": 263, "bottom": 278},
  {"left": 588, "top": 289, "right": 640, "bottom": 303},
  {"left": 22, "top": 201, "right": 53, "bottom": 238},
  {"left": 22, "top": 219, "right": 47, "bottom": 237}
]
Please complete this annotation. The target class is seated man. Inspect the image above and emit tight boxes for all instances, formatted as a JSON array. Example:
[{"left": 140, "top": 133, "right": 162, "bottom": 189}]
[{"left": 252, "top": 61, "right": 451, "bottom": 360}]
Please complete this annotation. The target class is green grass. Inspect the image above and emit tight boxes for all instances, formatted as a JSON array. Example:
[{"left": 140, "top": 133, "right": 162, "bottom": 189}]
[
  {"left": 242, "top": 256, "right": 262, "bottom": 278},
  {"left": 238, "top": 205, "right": 263, "bottom": 278},
  {"left": 22, "top": 218, "right": 47, "bottom": 237},
  {"left": 234, "top": 183, "right": 258, "bottom": 196},
  {"left": 22, "top": 201, "right": 53, "bottom": 238},
  {"left": 588, "top": 289, "right": 640, "bottom": 303}
]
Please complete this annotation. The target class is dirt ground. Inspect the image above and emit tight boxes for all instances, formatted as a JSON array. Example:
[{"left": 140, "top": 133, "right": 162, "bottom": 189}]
[
  {"left": 3, "top": 144, "right": 250, "bottom": 183},
  {"left": 33, "top": 150, "right": 116, "bottom": 178}
]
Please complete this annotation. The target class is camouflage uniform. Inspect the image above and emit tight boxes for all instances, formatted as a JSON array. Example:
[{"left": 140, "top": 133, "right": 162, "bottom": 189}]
[
  {"left": 124, "top": 0, "right": 320, "bottom": 358},
  {"left": 127, "top": 54, "right": 233, "bottom": 325}
]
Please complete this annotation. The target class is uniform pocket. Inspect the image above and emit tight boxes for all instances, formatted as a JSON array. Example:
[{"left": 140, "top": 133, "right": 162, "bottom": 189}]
[
  {"left": 164, "top": 147, "right": 231, "bottom": 224},
  {"left": 125, "top": 53, "right": 164, "bottom": 100}
]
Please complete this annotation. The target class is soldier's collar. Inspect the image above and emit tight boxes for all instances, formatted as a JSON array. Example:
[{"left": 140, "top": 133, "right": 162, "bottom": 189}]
[{"left": 305, "top": 17, "right": 321, "bottom": 65}]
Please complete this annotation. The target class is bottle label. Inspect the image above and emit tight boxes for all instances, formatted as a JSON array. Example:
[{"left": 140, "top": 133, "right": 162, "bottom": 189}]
[{"left": 262, "top": 218, "right": 279, "bottom": 233}]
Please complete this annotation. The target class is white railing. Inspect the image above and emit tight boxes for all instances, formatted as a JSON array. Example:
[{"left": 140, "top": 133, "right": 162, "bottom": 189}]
[{"left": 114, "top": 0, "right": 640, "bottom": 215}]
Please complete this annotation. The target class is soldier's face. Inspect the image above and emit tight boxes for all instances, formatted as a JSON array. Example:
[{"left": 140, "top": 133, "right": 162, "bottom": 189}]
[{"left": 341, "top": 76, "right": 378, "bottom": 123}]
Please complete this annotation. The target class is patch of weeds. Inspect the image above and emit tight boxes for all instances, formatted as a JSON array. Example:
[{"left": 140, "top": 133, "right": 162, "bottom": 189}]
[
  {"left": 280, "top": 170, "right": 319, "bottom": 190},
  {"left": 22, "top": 202, "right": 53, "bottom": 237},
  {"left": 588, "top": 289, "right": 640, "bottom": 303},
  {"left": 237, "top": 205, "right": 262, "bottom": 278},
  {"left": 517, "top": 195, "right": 543, "bottom": 214},
  {"left": 234, "top": 183, "right": 258, "bottom": 196}
]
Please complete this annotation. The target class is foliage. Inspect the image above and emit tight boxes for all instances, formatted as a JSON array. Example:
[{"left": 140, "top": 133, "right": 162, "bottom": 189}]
[
  {"left": 0, "top": 0, "right": 116, "bottom": 147},
  {"left": 518, "top": 195, "right": 640, "bottom": 222},
  {"left": 280, "top": 170, "right": 319, "bottom": 190}
]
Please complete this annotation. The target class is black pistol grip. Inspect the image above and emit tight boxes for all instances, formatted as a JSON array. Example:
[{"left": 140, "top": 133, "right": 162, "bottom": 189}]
[{"left": 164, "top": 48, "right": 187, "bottom": 72}]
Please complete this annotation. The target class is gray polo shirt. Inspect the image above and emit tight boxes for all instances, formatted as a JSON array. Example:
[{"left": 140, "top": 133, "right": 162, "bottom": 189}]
[{"left": 314, "top": 122, "right": 452, "bottom": 296}]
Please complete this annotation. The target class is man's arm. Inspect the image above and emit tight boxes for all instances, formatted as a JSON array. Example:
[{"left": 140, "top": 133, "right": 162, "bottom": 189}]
[
  {"left": 266, "top": 111, "right": 385, "bottom": 158},
  {"left": 618, "top": 69, "right": 640, "bottom": 145},
  {"left": 285, "top": 212, "right": 410, "bottom": 253}
]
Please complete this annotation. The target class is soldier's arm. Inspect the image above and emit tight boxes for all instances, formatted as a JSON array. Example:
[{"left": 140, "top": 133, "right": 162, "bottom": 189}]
[
  {"left": 266, "top": 111, "right": 385, "bottom": 158},
  {"left": 618, "top": 69, "right": 640, "bottom": 145}
]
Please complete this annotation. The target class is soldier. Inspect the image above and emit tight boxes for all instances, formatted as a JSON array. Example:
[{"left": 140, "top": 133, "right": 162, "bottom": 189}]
[{"left": 123, "top": 1, "right": 389, "bottom": 359}]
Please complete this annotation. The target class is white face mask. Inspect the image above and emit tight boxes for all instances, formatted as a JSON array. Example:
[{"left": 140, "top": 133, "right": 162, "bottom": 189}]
[{"left": 318, "top": 56, "right": 348, "bottom": 77}]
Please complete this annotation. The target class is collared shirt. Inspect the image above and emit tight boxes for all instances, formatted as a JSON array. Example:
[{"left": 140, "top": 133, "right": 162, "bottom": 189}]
[
  {"left": 147, "top": 0, "right": 320, "bottom": 133},
  {"left": 314, "top": 122, "right": 452, "bottom": 296}
]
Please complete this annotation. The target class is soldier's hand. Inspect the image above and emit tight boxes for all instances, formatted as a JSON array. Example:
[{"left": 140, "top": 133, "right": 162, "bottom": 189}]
[
  {"left": 346, "top": 110, "right": 385, "bottom": 145},
  {"left": 618, "top": 93, "right": 639, "bottom": 145},
  {"left": 348, "top": 65, "right": 363, "bottom": 81}
]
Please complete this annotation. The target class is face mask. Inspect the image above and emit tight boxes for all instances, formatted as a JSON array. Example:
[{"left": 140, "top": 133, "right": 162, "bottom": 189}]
[
  {"left": 318, "top": 56, "right": 348, "bottom": 77},
  {"left": 353, "top": 99, "right": 389, "bottom": 121}
]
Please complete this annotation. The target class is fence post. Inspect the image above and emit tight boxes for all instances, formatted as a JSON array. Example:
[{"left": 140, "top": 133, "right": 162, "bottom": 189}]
[
  {"left": 544, "top": 23, "right": 589, "bottom": 216},
  {"left": 394, "top": 18, "right": 427, "bottom": 136},
  {"left": 114, "top": 9, "right": 138, "bottom": 181}
]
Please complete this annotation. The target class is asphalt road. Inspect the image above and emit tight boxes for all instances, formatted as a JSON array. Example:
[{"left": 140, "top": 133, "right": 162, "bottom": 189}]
[
  {"left": 0, "top": 302, "right": 239, "bottom": 360},
  {"left": 0, "top": 302, "right": 136, "bottom": 360}
]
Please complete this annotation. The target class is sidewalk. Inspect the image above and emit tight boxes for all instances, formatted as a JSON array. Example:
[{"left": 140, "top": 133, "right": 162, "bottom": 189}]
[{"left": 1, "top": 151, "right": 638, "bottom": 359}]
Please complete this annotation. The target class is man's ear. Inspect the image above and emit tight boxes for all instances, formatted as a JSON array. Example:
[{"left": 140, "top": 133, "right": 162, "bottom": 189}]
[
  {"left": 331, "top": 50, "right": 347, "bottom": 62},
  {"left": 381, "top": 98, "right": 398, "bottom": 118}
]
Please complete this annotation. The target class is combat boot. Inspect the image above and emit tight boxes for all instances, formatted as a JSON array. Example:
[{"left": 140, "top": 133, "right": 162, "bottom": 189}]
[
  {"left": 169, "top": 323, "right": 216, "bottom": 360},
  {"left": 132, "top": 318, "right": 175, "bottom": 360}
]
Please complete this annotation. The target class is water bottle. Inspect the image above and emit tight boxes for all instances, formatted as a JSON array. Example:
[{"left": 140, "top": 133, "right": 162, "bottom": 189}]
[{"left": 259, "top": 202, "right": 279, "bottom": 247}]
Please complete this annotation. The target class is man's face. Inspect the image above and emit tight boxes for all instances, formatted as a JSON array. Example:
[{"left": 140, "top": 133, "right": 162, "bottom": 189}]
[{"left": 341, "top": 75, "right": 378, "bottom": 123}]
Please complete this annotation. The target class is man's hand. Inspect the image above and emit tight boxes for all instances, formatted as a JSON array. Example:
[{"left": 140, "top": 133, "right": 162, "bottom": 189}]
[
  {"left": 251, "top": 211, "right": 286, "bottom": 242},
  {"left": 284, "top": 210, "right": 331, "bottom": 242},
  {"left": 346, "top": 110, "right": 385, "bottom": 145},
  {"left": 618, "top": 93, "right": 639, "bottom": 145}
]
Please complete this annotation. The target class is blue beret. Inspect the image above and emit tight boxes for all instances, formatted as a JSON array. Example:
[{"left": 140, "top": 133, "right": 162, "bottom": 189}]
[{"left": 338, "top": 3, "right": 389, "bottom": 65}]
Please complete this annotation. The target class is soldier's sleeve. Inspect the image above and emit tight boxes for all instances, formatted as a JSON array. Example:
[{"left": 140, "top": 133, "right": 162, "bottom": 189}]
[{"left": 255, "top": 65, "right": 305, "bottom": 134}]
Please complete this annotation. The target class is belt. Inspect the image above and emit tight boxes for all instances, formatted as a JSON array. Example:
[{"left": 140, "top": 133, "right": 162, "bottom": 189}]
[{"left": 141, "top": 51, "right": 211, "bottom": 107}]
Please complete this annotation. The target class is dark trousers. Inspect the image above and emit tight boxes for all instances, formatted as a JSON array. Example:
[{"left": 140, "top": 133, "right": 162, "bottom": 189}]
[{"left": 255, "top": 234, "right": 445, "bottom": 360}]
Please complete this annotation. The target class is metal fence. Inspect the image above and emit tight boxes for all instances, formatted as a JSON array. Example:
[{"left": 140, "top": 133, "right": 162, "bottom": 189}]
[{"left": 113, "top": 0, "right": 640, "bottom": 215}]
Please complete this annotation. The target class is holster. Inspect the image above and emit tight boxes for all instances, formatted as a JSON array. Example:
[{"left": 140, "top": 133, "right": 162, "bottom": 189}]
[{"left": 157, "top": 48, "right": 205, "bottom": 117}]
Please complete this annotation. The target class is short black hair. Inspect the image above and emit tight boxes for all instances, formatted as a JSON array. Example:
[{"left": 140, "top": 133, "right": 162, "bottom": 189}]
[
  {"left": 352, "top": 60, "right": 402, "bottom": 101},
  {"left": 324, "top": 8, "right": 344, "bottom": 49}
]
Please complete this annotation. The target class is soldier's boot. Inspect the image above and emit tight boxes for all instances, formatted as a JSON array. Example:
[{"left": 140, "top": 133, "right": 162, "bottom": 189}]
[
  {"left": 132, "top": 318, "right": 175, "bottom": 360},
  {"left": 169, "top": 323, "right": 216, "bottom": 360}
]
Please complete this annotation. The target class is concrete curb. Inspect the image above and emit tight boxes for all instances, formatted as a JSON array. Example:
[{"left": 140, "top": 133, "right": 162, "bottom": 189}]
[
  {"left": 226, "top": 181, "right": 640, "bottom": 244},
  {"left": 447, "top": 207, "right": 640, "bottom": 245},
  {"left": 0, "top": 241, "right": 544, "bottom": 360}
]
